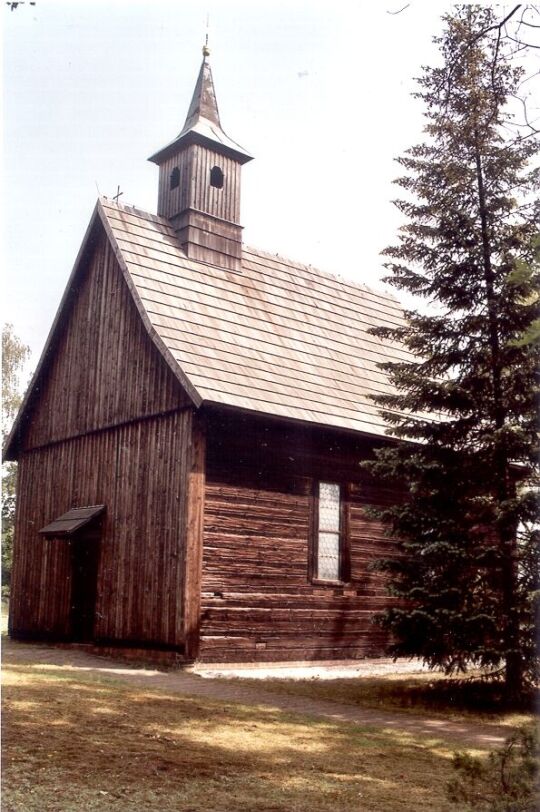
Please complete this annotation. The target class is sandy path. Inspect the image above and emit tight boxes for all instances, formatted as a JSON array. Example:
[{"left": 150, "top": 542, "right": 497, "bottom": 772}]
[{"left": 4, "top": 638, "right": 515, "bottom": 748}]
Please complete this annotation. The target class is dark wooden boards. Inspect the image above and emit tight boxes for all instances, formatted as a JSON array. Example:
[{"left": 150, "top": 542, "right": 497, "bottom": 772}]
[
  {"left": 20, "top": 225, "right": 188, "bottom": 453},
  {"left": 183, "top": 415, "right": 207, "bottom": 659},
  {"left": 9, "top": 409, "right": 194, "bottom": 647},
  {"left": 198, "top": 410, "right": 400, "bottom": 662},
  {"left": 9, "top": 228, "right": 195, "bottom": 650}
]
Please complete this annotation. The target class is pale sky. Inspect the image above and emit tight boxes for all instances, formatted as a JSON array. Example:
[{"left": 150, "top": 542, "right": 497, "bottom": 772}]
[{"left": 2, "top": 1, "right": 463, "bottom": 376}]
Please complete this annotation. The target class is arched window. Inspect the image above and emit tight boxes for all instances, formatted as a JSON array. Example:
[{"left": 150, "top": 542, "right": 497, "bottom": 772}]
[
  {"left": 170, "top": 167, "right": 180, "bottom": 190},
  {"left": 210, "top": 165, "right": 224, "bottom": 189}
]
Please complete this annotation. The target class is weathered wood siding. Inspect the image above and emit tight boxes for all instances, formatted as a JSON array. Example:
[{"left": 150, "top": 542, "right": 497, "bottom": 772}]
[
  {"left": 199, "top": 411, "right": 400, "bottom": 662},
  {"left": 9, "top": 223, "right": 195, "bottom": 648},
  {"left": 10, "top": 411, "right": 193, "bottom": 646},
  {"left": 158, "top": 145, "right": 241, "bottom": 224},
  {"left": 157, "top": 150, "right": 193, "bottom": 221},
  {"left": 20, "top": 224, "right": 187, "bottom": 452},
  {"left": 190, "top": 145, "right": 241, "bottom": 223}
]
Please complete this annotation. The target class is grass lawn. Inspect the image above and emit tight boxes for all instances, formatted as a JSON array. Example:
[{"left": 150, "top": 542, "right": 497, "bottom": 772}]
[
  {"left": 2, "top": 656, "right": 484, "bottom": 812},
  {"left": 231, "top": 671, "right": 536, "bottom": 727}
]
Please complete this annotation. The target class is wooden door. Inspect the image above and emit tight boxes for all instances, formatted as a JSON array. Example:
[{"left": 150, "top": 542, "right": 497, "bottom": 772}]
[{"left": 69, "top": 527, "right": 101, "bottom": 642}]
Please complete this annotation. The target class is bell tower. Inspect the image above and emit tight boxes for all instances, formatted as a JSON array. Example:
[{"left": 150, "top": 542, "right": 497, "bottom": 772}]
[{"left": 149, "top": 45, "right": 252, "bottom": 271}]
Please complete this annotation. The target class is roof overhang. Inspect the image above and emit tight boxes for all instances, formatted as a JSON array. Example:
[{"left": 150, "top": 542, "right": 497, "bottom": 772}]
[
  {"left": 148, "top": 128, "right": 253, "bottom": 166},
  {"left": 201, "top": 401, "right": 403, "bottom": 446},
  {"left": 39, "top": 505, "right": 105, "bottom": 537}
]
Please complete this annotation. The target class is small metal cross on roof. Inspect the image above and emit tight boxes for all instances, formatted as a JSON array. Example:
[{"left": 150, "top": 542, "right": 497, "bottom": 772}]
[{"left": 113, "top": 185, "right": 123, "bottom": 203}]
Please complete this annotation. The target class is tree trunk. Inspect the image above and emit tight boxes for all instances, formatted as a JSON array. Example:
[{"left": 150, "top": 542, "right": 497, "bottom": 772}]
[{"left": 473, "top": 131, "right": 522, "bottom": 699}]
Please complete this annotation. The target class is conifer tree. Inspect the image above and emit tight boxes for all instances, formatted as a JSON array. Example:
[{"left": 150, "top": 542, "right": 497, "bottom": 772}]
[{"left": 366, "top": 6, "right": 539, "bottom": 699}]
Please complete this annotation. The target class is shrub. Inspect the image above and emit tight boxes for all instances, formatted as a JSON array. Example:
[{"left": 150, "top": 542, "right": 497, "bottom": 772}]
[{"left": 447, "top": 725, "right": 539, "bottom": 811}]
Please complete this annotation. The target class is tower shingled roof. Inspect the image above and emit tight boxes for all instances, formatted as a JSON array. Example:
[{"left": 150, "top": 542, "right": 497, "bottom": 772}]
[
  {"left": 182, "top": 48, "right": 221, "bottom": 130},
  {"left": 149, "top": 49, "right": 252, "bottom": 166}
]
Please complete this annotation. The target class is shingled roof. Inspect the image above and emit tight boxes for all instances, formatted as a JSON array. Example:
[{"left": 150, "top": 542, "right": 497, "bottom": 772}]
[
  {"left": 3, "top": 195, "right": 412, "bottom": 461},
  {"left": 97, "top": 197, "right": 410, "bottom": 437}
]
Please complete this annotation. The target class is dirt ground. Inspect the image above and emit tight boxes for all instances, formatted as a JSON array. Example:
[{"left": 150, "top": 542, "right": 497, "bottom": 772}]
[
  {"left": 3, "top": 638, "right": 518, "bottom": 748},
  {"left": 3, "top": 638, "right": 484, "bottom": 812}
]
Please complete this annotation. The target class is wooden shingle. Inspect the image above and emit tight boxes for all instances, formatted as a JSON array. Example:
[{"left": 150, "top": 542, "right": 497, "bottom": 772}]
[
  {"left": 39, "top": 505, "right": 105, "bottom": 537},
  {"left": 99, "top": 197, "right": 410, "bottom": 438}
]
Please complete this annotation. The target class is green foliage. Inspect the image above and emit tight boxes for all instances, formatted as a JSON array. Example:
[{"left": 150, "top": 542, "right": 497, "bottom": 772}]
[
  {"left": 2, "top": 462, "right": 17, "bottom": 597},
  {"left": 507, "top": 240, "right": 540, "bottom": 349},
  {"left": 2, "top": 324, "right": 30, "bottom": 596},
  {"left": 2, "top": 323, "right": 30, "bottom": 433},
  {"left": 364, "top": 6, "right": 539, "bottom": 697},
  {"left": 447, "top": 725, "right": 539, "bottom": 811}
]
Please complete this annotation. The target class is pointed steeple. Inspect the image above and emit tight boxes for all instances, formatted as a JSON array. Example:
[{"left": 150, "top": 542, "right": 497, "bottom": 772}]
[
  {"left": 182, "top": 47, "right": 221, "bottom": 130},
  {"left": 148, "top": 45, "right": 253, "bottom": 271},
  {"left": 149, "top": 47, "right": 252, "bottom": 166}
]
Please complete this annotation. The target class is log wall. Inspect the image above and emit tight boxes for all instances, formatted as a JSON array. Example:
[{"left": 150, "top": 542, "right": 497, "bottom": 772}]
[{"left": 199, "top": 410, "right": 400, "bottom": 662}]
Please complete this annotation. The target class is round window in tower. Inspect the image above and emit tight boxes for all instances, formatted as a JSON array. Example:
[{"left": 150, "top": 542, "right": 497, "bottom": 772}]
[{"left": 210, "top": 166, "right": 224, "bottom": 189}]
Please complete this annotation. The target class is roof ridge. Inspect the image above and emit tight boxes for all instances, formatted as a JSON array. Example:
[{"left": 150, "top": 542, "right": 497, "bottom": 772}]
[
  {"left": 243, "top": 244, "right": 401, "bottom": 308},
  {"left": 99, "top": 200, "right": 399, "bottom": 308},
  {"left": 99, "top": 196, "right": 170, "bottom": 227}
]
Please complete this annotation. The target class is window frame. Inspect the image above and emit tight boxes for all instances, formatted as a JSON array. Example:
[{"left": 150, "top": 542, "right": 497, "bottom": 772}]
[{"left": 309, "top": 480, "right": 351, "bottom": 585}]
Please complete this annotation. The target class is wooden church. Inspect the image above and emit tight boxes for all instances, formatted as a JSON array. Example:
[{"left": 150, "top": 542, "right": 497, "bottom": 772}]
[{"left": 6, "top": 47, "right": 410, "bottom": 664}]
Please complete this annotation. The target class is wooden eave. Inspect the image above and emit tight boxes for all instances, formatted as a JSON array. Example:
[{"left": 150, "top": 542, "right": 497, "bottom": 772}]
[
  {"left": 201, "top": 401, "right": 403, "bottom": 447},
  {"left": 148, "top": 129, "right": 253, "bottom": 166},
  {"left": 39, "top": 504, "right": 105, "bottom": 537}
]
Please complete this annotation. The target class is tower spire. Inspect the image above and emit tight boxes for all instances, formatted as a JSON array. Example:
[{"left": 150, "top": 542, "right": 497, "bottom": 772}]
[
  {"left": 148, "top": 45, "right": 253, "bottom": 271},
  {"left": 149, "top": 47, "right": 251, "bottom": 166},
  {"left": 181, "top": 47, "right": 221, "bottom": 132}
]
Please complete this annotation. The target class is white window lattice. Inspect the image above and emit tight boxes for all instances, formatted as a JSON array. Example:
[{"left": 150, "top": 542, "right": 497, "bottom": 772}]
[{"left": 317, "top": 482, "right": 340, "bottom": 580}]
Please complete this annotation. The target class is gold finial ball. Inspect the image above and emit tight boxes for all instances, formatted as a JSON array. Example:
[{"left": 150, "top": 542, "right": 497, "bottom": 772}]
[{"left": 202, "top": 43, "right": 210, "bottom": 57}]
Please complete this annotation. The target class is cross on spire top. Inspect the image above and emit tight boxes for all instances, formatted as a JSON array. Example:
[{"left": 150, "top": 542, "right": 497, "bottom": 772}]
[
  {"left": 203, "top": 14, "right": 210, "bottom": 58},
  {"left": 202, "top": 40, "right": 210, "bottom": 58}
]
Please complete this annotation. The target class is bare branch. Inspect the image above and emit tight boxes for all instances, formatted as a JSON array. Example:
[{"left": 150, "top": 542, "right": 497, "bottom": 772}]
[
  {"left": 491, "top": 22, "right": 503, "bottom": 93},
  {"left": 505, "top": 34, "right": 540, "bottom": 47},
  {"left": 387, "top": 3, "right": 410, "bottom": 15},
  {"left": 516, "top": 5, "right": 540, "bottom": 28},
  {"left": 509, "top": 91, "right": 540, "bottom": 133},
  {"left": 517, "top": 69, "right": 540, "bottom": 90}
]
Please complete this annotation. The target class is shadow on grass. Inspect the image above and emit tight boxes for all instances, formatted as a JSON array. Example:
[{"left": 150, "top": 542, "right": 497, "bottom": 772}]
[
  {"left": 2, "top": 660, "right": 461, "bottom": 812},
  {"left": 237, "top": 673, "right": 538, "bottom": 722},
  {"left": 366, "top": 675, "right": 538, "bottom": 714}
]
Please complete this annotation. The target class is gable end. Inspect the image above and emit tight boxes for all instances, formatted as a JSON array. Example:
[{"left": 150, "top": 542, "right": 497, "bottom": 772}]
[{"left": 4, "top": 203, "right": 199, "bottom": 459}]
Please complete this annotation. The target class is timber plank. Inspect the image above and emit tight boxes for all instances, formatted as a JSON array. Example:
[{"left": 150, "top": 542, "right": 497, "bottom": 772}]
[{"left": 199, "top": 412, "right": 400, "bottom": 663}]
